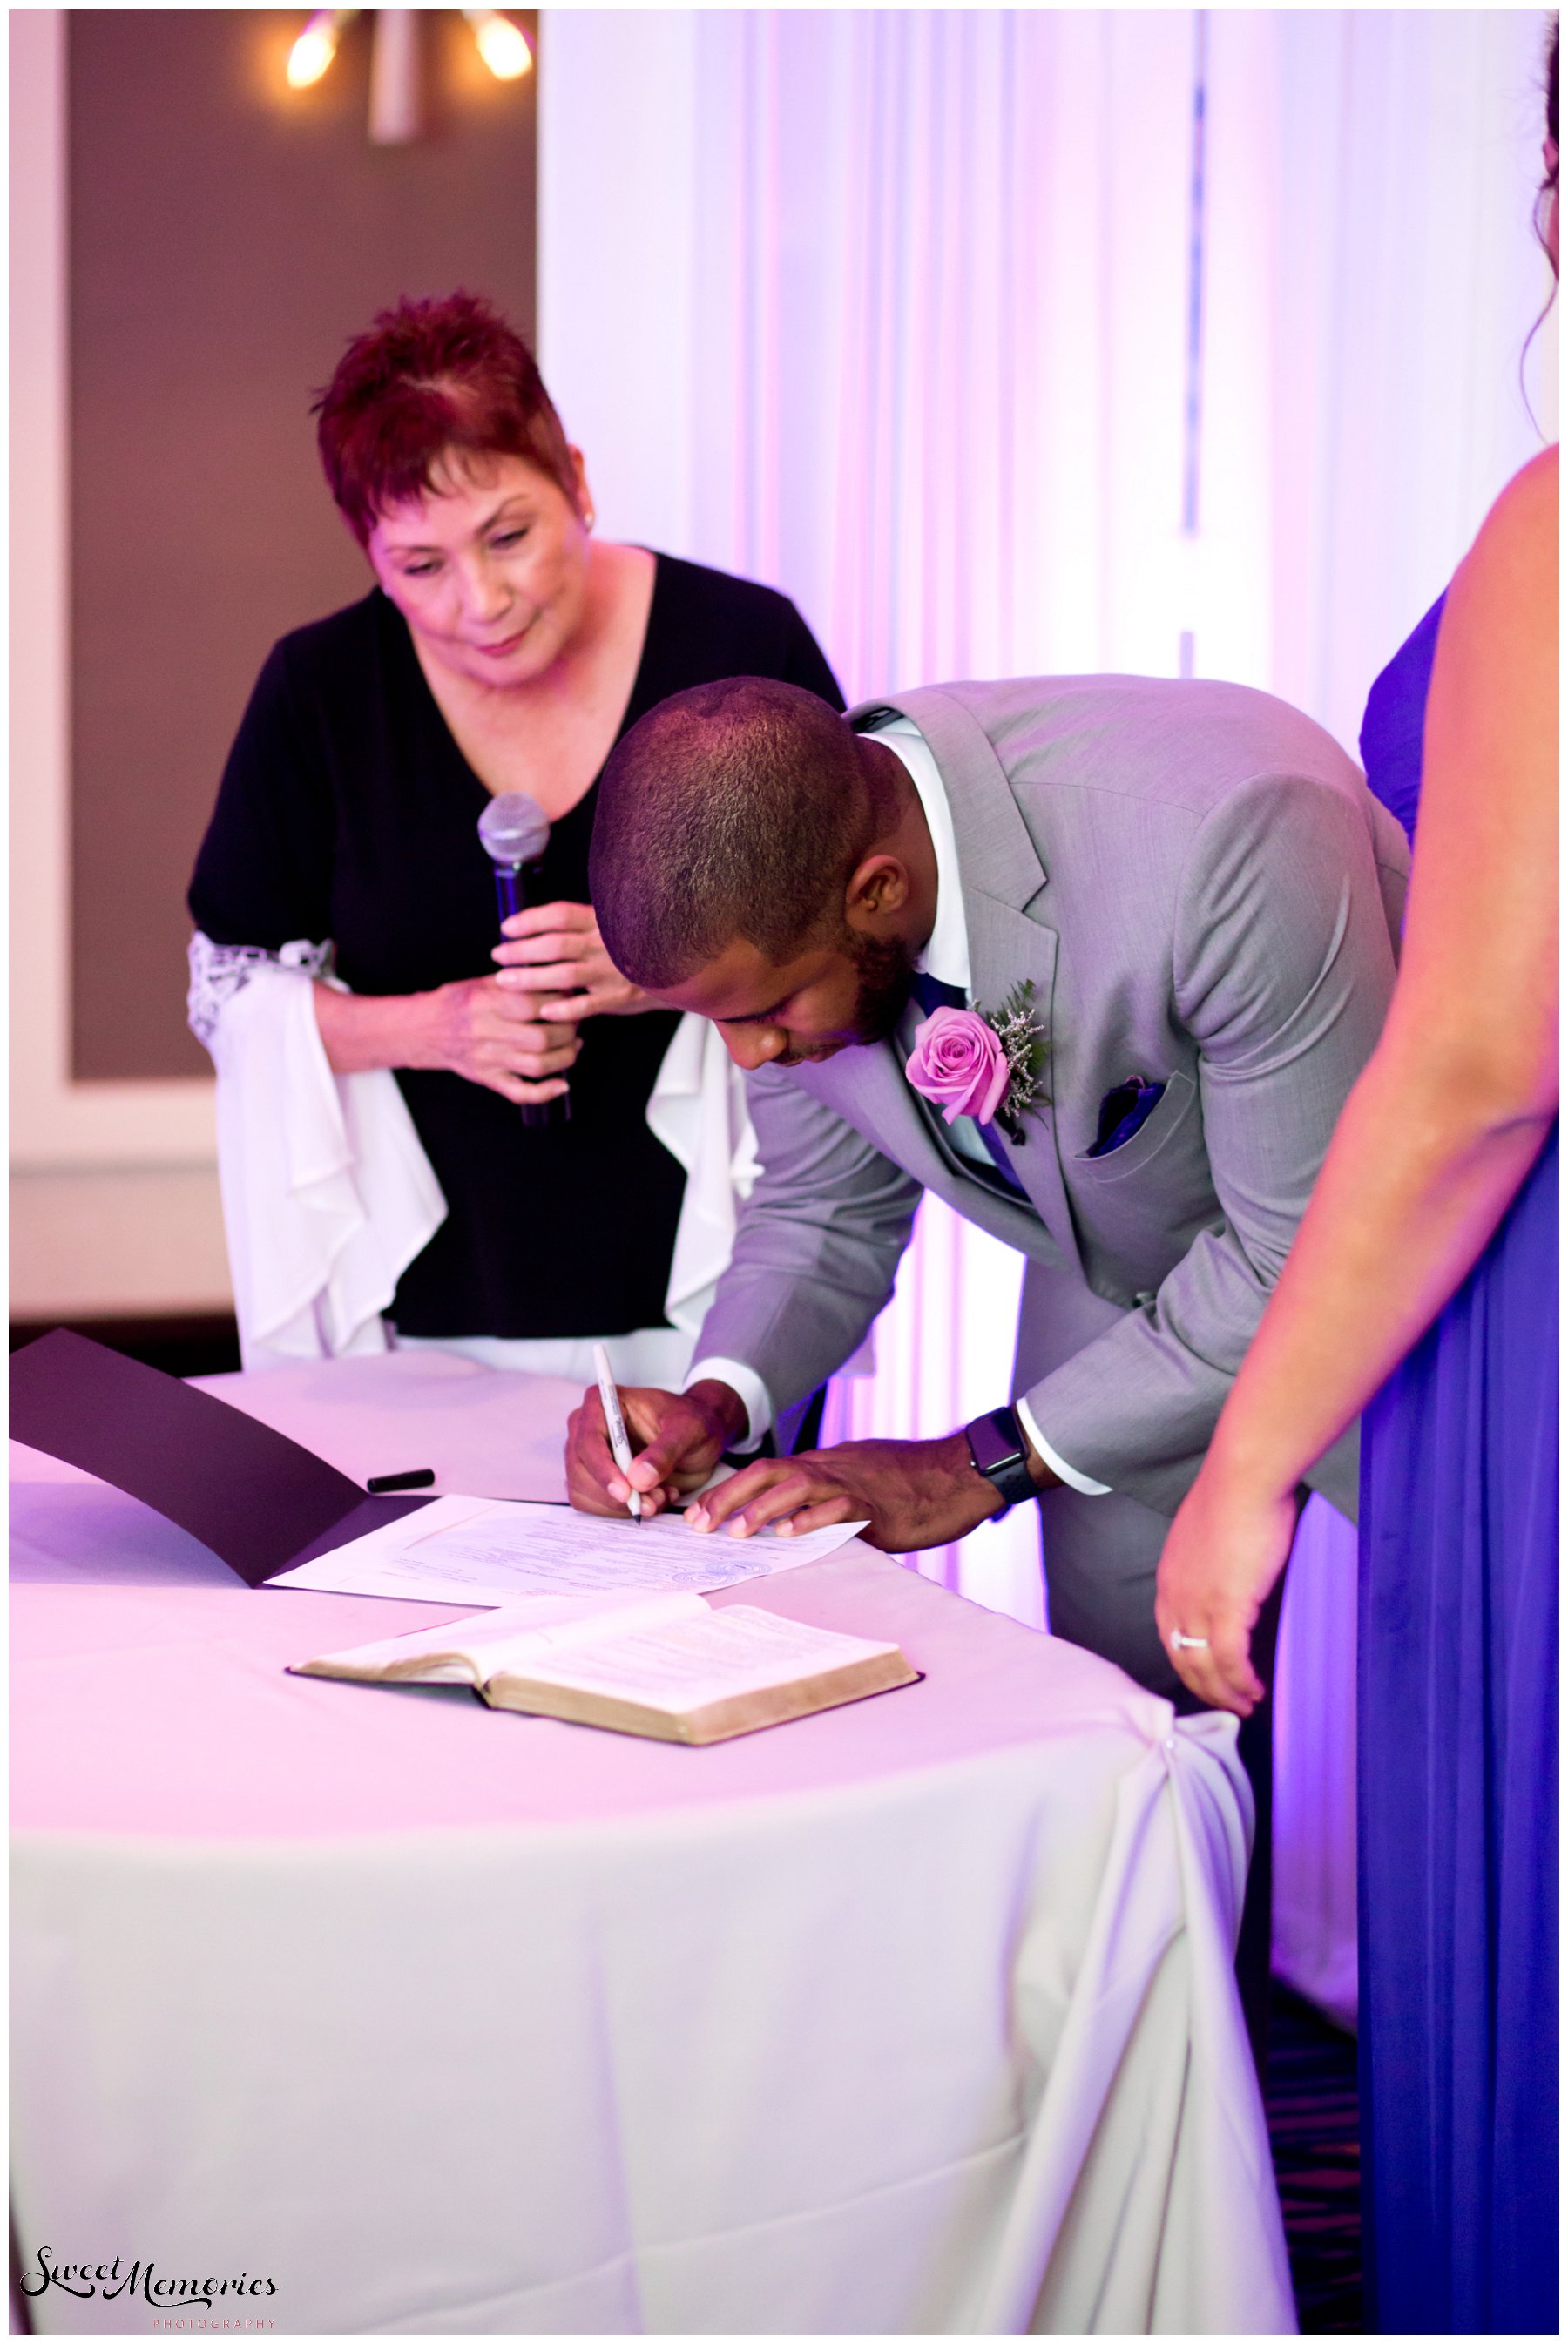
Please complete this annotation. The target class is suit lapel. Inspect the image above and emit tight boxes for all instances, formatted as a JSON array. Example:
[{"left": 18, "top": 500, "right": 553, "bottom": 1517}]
[
  {"left": 862, "top": 686, "right": 1084, "bottom": 1276},
  {"left": 793, "top": 1042, "right": 1064, "bottom": 1267},
  {"left": 787, "top": 935, "right": 1083, "bottom": 1280},
  {"left": 962, "top": 897, "right": 1081, "bottom": 1273}
]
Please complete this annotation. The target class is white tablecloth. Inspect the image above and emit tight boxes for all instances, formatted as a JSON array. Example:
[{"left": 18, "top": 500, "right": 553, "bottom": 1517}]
[{"left": 11, "top": 1351, "right": 1294, "bottom": 2334}]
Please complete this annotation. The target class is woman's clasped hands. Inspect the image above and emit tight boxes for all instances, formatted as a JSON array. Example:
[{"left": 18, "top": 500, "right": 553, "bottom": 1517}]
[
  {"left": 492, "top": 900, "right": 648, "bottom": 1022},
  {"left": 422, "top": 900, "right": 650, "bottom": 1107},
  {"left": 312, "top": 900, "right": 652, "bottom": 1107},
  {"left": 422, "top": 963, "right": 580, "bottom": 1106}
]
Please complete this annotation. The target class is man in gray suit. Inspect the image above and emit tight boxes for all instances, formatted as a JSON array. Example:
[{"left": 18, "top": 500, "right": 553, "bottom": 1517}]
[{"left": 568, "top": 673, "right": 1408, "bottom": 1702}]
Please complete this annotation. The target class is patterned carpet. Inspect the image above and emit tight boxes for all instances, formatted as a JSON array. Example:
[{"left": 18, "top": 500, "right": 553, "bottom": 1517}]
[{"left": 1265, "top": 1984, "right": 1362, "bottom": 2334}]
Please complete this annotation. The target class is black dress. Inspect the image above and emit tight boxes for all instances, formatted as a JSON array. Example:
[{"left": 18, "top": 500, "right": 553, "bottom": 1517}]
[{"left": 189, "top": 554, "right": 844, "bottom": 1339}]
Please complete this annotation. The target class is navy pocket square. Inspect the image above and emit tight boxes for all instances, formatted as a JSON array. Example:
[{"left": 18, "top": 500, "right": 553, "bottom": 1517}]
[{"left": 1088, "top": 1077, "right": 1166, "bottom": 1158}]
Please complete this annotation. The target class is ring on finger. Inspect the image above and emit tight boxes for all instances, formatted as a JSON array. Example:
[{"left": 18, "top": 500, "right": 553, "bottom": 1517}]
[{"left": 1169, "top": 1630, "right": 1210, "bottom": 1652}]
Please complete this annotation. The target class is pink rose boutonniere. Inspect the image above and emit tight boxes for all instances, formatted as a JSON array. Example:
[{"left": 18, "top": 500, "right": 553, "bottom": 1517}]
[
  {"left": 905, "top": 983, "right": 1048, "bottom": 1144},
  {"left": 906, "top": 1008, "right": 1010, "bottom": 1125}
]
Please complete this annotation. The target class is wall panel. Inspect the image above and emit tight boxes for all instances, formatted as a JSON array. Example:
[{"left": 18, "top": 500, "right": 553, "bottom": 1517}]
[{"left": 68, "top": 8, "right": 537, "bottom": 1079}]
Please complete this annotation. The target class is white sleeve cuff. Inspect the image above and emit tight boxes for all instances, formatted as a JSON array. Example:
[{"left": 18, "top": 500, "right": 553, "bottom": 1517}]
[
  {"left": 1016, "top": 1395, "right": 1112, "bottom": 1496},
  {"left": 684, "top": 1356, "right": 774, "bottom": 1453}
]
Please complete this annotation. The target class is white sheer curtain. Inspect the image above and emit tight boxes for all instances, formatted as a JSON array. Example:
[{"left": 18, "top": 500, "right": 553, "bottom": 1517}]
[
  {"left": 539, "top": 7, "right": 1556, "bottom": 2015},
  {"left": 542, "top": 9, "right": 1552, "bottom": 715}
]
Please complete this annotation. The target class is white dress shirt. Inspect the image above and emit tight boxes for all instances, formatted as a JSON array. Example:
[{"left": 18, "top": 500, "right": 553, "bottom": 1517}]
[{"left": 687, "top": 716, "right": 1109, "bottom": 1497}]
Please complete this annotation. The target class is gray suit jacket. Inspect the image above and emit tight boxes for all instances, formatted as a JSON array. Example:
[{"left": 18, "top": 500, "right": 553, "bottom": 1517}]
[{"left": 693, "top": 677, "right": 1409, "bottom": 1521}]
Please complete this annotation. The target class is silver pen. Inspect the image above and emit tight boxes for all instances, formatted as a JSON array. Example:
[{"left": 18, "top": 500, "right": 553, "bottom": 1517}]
[{"left": 592, "top": 1341, "right": 644, "bottom": 1523}]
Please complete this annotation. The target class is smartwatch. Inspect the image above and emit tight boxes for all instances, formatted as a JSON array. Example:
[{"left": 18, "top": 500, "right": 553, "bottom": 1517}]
[{"left": 963, "top": 1406, "right": 1041, "bottom": 1512}]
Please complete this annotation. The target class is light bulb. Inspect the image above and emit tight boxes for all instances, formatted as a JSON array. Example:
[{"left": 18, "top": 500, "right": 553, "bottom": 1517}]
[
  {"left": 287, "top": 10, "right": 352, "bottom": 91},
  {"left": 469, "top": 10, "right": 532, "bottom": 81}
]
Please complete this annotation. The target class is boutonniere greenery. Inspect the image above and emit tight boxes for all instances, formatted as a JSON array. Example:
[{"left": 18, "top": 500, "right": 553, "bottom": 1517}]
[{"left": 983, "top": 980, "right": 1051, "bottom": 1142}]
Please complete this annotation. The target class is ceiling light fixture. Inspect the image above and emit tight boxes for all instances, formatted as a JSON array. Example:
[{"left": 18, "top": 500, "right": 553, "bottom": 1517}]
[
  {"left": 285, "top": 8, "right": 532, "bottom": 132},
  {"left": 463, "top": 10, "right": 533, "bottom": 82},
  {"left": 286, "top": 8, "right": 358, "bottom": 90}
]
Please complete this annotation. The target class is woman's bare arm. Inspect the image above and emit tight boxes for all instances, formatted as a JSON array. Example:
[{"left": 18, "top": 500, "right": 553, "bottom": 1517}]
[
  {"left": 1156, "top": 446, "right": 1558, "bottom": 1712},
  {"left": 311, "top": 976, "right": 578, "bottom": 1106}
]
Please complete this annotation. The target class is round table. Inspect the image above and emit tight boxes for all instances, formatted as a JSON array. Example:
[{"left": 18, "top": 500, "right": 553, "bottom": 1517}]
[{"left": 11, "top": 1350, "right": 1292, "bottom": 2335}]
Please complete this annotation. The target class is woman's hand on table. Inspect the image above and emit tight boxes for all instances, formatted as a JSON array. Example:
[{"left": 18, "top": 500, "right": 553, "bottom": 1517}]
[
  {"left": 313, "top": 977, "right": 579, "bottom": 1106},
  {"left": 1153, "top": 1463, "right": 1299, "bottom": 1717},
  {"left": 494, "top": 902, "right": 652, "bottom": 1019}
]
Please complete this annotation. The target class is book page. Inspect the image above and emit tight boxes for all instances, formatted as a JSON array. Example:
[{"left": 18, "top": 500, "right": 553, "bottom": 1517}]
[
  {"left": 497, "top": 1603, "right": 903, "bottom": 1710},
  {"left": 293, "top": 1593, "right": 708, "bottom": 1685},
  {"left": 273, "top": 1499, "right": 870, "bottom": 1606}
]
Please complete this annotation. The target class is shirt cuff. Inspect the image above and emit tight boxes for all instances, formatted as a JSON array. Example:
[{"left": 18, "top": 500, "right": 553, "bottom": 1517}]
[
  {"left": 1016, "top": 1395, "right": 1112, "bottom": 1497},
  {"left": 684, "top": 1356, "right": 773, "bottom": 1453}
]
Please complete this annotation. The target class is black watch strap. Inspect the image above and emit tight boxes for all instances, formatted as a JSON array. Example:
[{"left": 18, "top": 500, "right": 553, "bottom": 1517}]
[{"left": 963, "top": 1406, "right": 1039, "bottom": 1513}]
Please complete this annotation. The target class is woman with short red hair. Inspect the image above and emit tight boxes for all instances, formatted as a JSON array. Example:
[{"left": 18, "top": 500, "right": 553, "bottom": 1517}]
[{"left": 188, "top": 291, "right": 842, "bottom": 1373}]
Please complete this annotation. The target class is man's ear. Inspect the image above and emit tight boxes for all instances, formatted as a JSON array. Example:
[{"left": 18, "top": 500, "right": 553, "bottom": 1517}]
[{"left": 843, "top": 852, "right": 910, "bottom": 929}]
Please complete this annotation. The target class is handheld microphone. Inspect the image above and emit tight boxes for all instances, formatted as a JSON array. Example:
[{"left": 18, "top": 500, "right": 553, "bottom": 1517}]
[{"left": 476, "top": 792, "right": 570, "bottom": 1128}]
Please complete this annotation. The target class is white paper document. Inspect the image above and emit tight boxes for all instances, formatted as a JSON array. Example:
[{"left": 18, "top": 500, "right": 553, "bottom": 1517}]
[{"left": 269, "top": 1496, "right": 871, "bottom": 1606}]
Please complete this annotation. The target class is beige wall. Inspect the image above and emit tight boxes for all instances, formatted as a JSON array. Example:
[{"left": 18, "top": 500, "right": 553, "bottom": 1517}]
[
  {"left": 11, "top": 1168, "right": 234, "bottom": 1321},
  {"left": 11, "top": 8, "right": 537, "bottom": 1317}
]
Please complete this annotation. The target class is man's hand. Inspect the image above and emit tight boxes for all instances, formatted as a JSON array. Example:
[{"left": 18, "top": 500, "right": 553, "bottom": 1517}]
[
  {"left": 686, "top": 1429, "right": 1054, "bottom": 1551},
  {"left": 1154, "top": 1462, "right": 1299, "bottom": 1715},
  {"left": 565, "top": 1379, "right": 745, "bottom": 1518}
]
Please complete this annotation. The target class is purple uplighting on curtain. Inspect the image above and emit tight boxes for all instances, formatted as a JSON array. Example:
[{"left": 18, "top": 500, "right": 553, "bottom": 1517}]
[{"left": 539, "top": 6, "right": 1558, "bottom": 2020}]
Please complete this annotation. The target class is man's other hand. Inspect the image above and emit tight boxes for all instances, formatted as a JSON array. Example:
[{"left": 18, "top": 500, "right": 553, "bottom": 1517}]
[{"left": 685, "top": 1430, "right": 1048, "bottom": 1550}]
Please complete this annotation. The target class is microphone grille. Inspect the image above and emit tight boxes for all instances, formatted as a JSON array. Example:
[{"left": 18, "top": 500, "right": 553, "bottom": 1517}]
[{"left": 477, "top": 792, "right": 550, "bottom": 866}]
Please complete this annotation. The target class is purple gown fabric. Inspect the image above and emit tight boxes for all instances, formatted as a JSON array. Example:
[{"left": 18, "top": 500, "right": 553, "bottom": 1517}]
[{"left": 1358, "top": 596, "right": 1558, "bottom": 2334}]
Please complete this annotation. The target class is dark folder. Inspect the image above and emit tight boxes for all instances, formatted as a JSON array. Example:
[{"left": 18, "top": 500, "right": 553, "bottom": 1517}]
[{"left": 10, "top": 1329, "right": 435, "bottom": 1586}]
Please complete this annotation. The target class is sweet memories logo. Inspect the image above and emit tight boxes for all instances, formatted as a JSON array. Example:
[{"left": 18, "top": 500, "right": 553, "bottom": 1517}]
[{"left": 17, "top": 2246, "right": 278, "bottom": 2323}]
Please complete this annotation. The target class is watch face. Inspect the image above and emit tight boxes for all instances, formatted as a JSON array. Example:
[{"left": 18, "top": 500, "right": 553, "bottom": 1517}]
[
  {"left": 967, "top": 1409, "right": 1025, "bottom": 1476},
  {"left": 965, "top": 1409, "right": 1037, "bottom": 1512}
]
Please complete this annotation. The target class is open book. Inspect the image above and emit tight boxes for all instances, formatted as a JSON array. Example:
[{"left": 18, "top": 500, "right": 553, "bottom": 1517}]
[{"left": 292, "top": 1592, "right": 921, "bottom": 1745}]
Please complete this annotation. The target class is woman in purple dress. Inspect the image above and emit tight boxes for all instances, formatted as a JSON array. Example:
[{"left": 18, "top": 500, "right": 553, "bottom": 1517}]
[{"left": 1153, "top": 51, "right": 1558, "bottom": 2336}]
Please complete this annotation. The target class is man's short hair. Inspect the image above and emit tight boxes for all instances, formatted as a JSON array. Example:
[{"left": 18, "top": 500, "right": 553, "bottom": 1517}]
[{"left": 591, "top": 678, "right": 891, "bottom": 985}]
